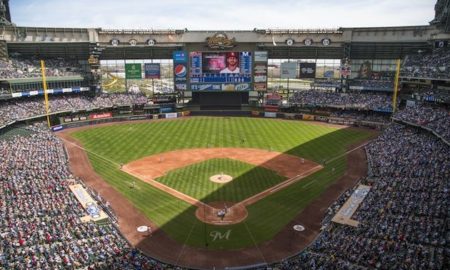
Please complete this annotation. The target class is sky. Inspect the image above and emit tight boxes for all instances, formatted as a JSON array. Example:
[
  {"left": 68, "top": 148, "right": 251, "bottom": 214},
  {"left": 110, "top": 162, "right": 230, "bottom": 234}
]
[{"left": 9, "top": 0, "right": 436, "bottom": 30}]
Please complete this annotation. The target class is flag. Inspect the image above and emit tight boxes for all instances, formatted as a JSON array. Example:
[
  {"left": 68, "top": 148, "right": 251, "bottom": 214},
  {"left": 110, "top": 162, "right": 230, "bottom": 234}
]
[{"left": 272, "top": 35, "right": 277, "bottom": 46}]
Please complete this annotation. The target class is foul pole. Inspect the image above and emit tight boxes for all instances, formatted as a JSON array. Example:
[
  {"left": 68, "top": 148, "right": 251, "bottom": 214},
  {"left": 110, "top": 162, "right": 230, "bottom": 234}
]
[
  {"left": 392, "top": 59, "right": 401, "bottom": 114},
  {"left": 40, "top": 60, "right": 51, "bottom": 128}
]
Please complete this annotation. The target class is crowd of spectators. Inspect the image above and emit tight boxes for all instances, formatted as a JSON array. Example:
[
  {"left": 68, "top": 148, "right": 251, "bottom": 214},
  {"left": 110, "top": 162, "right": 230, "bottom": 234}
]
[
  {"left": 349, "top": 80, "right": 394, "bottom": 92},
  {"left": 0, "top": 93, "right": 148, "bottom": 127},
  {"left": 329, "top": 110, "right": 391, "bottom": 123},
  {"left": 400, "top": 48, "right": 450, "bottom": 80},
  {"left": 394, "top": 103, "right": 450, "bottom": 143},
  {"left": 0, "top": 57, "right": 83, "bottom": 79},
  {"left": 0, "top": 123, "right": 184, "bottom": 269},
  {"left": 270, "top": 123, "right": 449, "bottom": 269},
  {"left": 289, "top": 90, "right": 393, "bottom": 112},
  {"left": 1, "top": 80, "right": 448, "bottom": 269}
]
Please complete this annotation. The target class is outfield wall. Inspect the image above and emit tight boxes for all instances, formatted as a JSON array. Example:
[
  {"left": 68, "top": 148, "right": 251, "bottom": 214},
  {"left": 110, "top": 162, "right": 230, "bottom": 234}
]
[{"left": 48, "top": 110, "right": 387, "bottom": 132}]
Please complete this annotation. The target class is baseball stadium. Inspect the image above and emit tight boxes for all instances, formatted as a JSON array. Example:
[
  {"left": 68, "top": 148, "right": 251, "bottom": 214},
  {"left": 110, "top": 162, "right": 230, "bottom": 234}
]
[{"left": 0, "top": 1, "right": 449, "bottom": 269}]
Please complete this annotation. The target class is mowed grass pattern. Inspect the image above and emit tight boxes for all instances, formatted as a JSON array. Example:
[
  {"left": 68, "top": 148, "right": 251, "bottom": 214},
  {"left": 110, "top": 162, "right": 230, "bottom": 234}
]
[
  {"left": 73, "top": 117, "right": 345, "bottom": 164},
  {"left": 71, "top": 117, "right": 373, "bottom": 249},
  {"left": 156, "top": 158, "right": 287, "bottom": 203}
]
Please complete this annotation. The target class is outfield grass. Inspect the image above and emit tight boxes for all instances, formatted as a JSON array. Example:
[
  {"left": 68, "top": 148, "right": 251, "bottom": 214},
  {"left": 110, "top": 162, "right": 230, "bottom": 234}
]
[
  {"left": 156, "top": 158, "right": 287, "bottom": 203},
  {"left": 71, "top": 117, "right": 373, "bottom": 249}
]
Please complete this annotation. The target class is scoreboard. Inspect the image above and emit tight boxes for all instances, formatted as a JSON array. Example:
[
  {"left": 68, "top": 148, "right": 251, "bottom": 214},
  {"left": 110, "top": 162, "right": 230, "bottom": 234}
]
[
  {"left": 189, "top": 51, "right": 252, "bottom": 91},
  {"left": 172, "top": 50, "right": 268, "bottom": 92}
]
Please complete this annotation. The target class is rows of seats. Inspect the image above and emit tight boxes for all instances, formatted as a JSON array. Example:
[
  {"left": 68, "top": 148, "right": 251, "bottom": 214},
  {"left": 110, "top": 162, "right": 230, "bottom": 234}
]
[
  {"left": 0, "top": 123, "right": 183, "bottom": 269},
  {"left": 0, "top": 57, "right": 82, "bottom": 79},
  {"left": 289, "top": 90, "right": 393, "bottom": 111},
  {"left": 401, "top": 48, "right": 450, "bottom": 80},
  {"left": 394, "top": 103, "right": 450, "bottom": 142},
  {"left": 349, "top": 80, "right": 394, "bottom": 91},
  {"left": 0, "top": 93, "right": 148, "bottom": 127},
  {"left": 329, "top": 110, "right": 391, "bottom": 123},
  {"left": 268, "top": 123, "right": 449, "bottom": 269}
]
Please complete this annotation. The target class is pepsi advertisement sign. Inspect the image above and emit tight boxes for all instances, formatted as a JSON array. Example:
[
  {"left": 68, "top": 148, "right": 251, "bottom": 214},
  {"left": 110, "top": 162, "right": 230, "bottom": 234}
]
[
  {"left": 173, "top": 51, "right": 188, "bottom": 86},
  {"left": 174, "top": 64, "right": 187, "bottom": 83}
]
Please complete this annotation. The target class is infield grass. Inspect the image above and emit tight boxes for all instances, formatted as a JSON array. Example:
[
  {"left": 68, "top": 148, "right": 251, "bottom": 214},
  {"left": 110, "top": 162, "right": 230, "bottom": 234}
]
[
  {"left": 156, "top": 158, "right": 287, "bottom": 203},
  {"left": 71, "top": 117, "right": 374, "bottom": 249}
]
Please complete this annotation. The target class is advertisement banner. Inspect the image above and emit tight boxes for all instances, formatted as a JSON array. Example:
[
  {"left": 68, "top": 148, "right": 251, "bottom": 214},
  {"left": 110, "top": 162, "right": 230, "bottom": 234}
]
[
  {"left": 254, "top": 64, "right": 267, "bottom": 73},
  {"left": 160, "top": 107, "right": 174, "bottom": 113},
  {"left": 173, "top": 51, "right": 188, "bottom": 63},
  {"left": 302, "top": 114, "right": 314, "bottom": 121},
  {"left": 190, "top": 83, "right": 251, "bottom": 91},
  {"left": 315, "top": 115, "right": 329, "bottom": 122},
  {"left": 254, "top": 83, "right": 267, "bottom": 91},
  {"left": 174, "top": 63, "right": 187, "bottom": 83},
  {"left": 254, "top": 75, "right": 267, "bottom": 83},
  {"left": 144, "top": 63, "right": 161, "bottom": 79},
  {"left": 165, "top": 113, "right": 178, "bottom": 119},
  {"left": 340, "top": 65, "right": 351, "bottom": 77},
  {"left": 280, "top": 62, "right": 297, "bottom": 79},
  {"left": 254, "top": 51, "right": 268, "bottom": 62},
  {"left": 89, "top": 112, "right": 112, "bottom": 120},
  {"left": 191, "top": 84, "right": 222, "bottom": 91},
  {"left": 434, "top": 40, "right": 448, "bottom": 48},
  {"left": 253, "top": 63, "right": 267, "bottom": 91},
  {"left": 51, "top": 125, "right": 64, "bottom": 132},
  {"left": 222, "top": 83, "right": 251, "bottom": 91},
  {"left": 173, "top": 51, "right": 188, "bottom": 89},
  {"left": 125, "top": 63, "right": 142, "bottom": 79},
  {"left": 324, "top": 70, "right": 334, "bottom": 78},
  {"left": 175, "top": 83, "right": 187, "bottom": 91},
  {"left": 353, "top": 61, "right": 372, "bottom": 79},
  {"left": 299, "top": 63, "right": 316, "bottom": 78},
  {"left": 264, "top": 112, "right": 277, "bottom": 118}
]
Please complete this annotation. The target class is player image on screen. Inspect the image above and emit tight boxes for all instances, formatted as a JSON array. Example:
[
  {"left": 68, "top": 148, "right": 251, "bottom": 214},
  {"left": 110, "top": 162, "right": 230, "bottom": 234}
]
[
  {"left": 220, "top": 52, "right": 240, "bottom": 74},
  {"left": 201, "top": 53, "right": 226, "bottom": 73}
]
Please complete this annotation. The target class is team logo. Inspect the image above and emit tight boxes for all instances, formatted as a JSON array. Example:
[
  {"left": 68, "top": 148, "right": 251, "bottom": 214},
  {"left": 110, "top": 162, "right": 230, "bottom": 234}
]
[
  {"left": 174, "top": 64, "right": 187, "bottom": 77},
  {"left": 210, "top": 230, "right": 231, "bottom": 241},
  {"left": 206, "top": 32, "right": 236, "bottom": 49},
  {"left": 86, "top": 202, "right": 100, "bottom": 218}
]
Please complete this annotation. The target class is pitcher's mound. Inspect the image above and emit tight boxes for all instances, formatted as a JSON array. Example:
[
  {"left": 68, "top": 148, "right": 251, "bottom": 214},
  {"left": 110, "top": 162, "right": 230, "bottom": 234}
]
[{"left": 210, "top": 174, "right": 233, "bottom": 183}]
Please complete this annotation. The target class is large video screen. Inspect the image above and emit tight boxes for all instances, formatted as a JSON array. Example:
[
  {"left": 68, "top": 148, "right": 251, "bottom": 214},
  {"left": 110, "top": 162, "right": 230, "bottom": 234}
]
[{"left": 189, "top": 51, "right": 252, "bottom": 91}]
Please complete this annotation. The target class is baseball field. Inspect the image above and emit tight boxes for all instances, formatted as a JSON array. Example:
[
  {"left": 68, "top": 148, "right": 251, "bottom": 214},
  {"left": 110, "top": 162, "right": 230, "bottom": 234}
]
[{"left": 64, "top": 117, "right": 373, "bottom": 254}]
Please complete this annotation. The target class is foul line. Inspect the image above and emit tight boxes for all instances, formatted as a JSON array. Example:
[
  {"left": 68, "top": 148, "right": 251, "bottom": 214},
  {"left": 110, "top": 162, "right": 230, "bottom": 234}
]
[
  {"left": 59, "top": 136, "right": 120, "bottom": 168},
  {"left": 324, "top": 141, "right": 370, "bottom": 165},
  {"left": 243, "top": 221, "right": 267, "bottom": 265},
  {"left": 175, "top": 221, "right": 197, "bottom": 266},
  {"left": 268, "top": 165, "right": 323, "bottom": 194}
]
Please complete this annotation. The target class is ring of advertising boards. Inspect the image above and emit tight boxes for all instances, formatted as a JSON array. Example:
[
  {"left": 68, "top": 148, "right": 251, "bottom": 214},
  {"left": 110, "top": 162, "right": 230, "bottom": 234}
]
[{"left": 189, "top": 51, "right": 252, "bottom": 91}]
